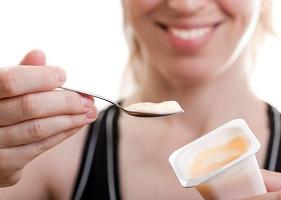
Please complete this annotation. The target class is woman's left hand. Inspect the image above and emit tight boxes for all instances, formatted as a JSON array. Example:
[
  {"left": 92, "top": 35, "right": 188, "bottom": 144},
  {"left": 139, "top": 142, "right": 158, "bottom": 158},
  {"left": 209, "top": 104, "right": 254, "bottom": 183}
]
[{"left": 241, "top": 169, "right": 281, "bottom": 200}]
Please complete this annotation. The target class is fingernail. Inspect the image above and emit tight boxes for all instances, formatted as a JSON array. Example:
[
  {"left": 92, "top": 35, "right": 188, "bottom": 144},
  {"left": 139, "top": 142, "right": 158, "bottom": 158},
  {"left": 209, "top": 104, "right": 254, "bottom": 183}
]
[
  {"left": 56, "top": 67, "right": 66, "bottom": 83},
  {"left": 86, "top": 110, "right": 97, "bottom": 119},
  {"left": 81, "top": 96, "right": 94, "bottom": 108}
]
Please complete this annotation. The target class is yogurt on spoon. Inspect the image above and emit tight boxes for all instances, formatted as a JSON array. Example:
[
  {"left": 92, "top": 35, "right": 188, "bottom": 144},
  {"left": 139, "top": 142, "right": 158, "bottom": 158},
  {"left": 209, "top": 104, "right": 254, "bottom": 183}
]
[{"left": 124, "top": 101, "right": 184, "bottom": 115}]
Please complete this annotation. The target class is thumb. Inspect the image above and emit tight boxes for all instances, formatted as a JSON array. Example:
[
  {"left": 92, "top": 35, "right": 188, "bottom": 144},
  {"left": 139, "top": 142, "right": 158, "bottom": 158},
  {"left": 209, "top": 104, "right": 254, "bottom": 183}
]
[
  {"left": 261, "top": 169, "right": 281, "bottom": 192},
  {"left": 241, "top": 192, "right": 281, "bottom": 200},
  {"left": 20, "top": 49, "right": 46, "bottom": 65}
]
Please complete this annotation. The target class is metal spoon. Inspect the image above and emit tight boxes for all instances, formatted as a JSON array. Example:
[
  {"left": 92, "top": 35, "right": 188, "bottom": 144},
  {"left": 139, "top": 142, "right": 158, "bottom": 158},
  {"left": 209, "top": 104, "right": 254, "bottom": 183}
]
[{"left": 60, "top": 86, "right": 181, "bottom": 117}]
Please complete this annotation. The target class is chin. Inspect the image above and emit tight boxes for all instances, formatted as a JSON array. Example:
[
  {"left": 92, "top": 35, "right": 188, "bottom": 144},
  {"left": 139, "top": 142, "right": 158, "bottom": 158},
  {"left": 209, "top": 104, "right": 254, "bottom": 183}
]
[
  {"left": 161, "top": 60, "right": 219, "bottom": 86},
  {"left": 162, "top": 70, "right": 212, "bottom": 88}
]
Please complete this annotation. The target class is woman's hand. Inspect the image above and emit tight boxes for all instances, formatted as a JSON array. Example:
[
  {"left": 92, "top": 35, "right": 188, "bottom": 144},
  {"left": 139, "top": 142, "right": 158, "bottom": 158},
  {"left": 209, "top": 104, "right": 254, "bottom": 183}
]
[
  {"left": 241, "top": 169, "right": 281, "bottom": 200},
  {"left": 0, "top": 50, "right": 97, "bottom": 187}
]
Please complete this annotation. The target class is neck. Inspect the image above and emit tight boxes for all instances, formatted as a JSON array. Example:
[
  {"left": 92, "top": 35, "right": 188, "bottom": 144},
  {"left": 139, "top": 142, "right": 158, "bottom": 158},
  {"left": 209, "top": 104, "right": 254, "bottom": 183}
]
[{"left": 126, "top": 54, "right": 265, "bottom": 135}]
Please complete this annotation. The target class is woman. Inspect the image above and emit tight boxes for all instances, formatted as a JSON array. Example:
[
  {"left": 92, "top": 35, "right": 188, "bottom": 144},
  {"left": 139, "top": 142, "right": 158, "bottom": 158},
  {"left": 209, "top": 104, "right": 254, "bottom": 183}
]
[{"left": 0, "top": 0, "right": 280, "bottom": 199}]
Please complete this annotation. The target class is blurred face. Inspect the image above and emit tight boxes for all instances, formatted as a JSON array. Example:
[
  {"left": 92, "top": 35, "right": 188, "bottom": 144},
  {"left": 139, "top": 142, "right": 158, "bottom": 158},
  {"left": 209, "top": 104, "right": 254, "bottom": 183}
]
[{"left": 123, "top": 0, "right": 262, "bottom": 85}]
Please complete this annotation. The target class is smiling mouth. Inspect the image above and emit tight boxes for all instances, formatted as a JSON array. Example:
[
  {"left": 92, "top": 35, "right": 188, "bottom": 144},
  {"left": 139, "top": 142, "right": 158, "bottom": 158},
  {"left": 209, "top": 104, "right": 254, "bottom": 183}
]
[
  {"left": 157, "top": 22, "right": 221, "bottom": 41},
  {"left": 156, "top": 21, "right": 222, "bottom": 51}
]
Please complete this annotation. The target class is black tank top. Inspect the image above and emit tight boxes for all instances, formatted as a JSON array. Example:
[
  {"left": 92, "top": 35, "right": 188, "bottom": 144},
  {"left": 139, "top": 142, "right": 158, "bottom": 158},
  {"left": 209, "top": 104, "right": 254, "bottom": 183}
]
[{"left": 71, "top": 103, "right": 281, "bottom": 200}]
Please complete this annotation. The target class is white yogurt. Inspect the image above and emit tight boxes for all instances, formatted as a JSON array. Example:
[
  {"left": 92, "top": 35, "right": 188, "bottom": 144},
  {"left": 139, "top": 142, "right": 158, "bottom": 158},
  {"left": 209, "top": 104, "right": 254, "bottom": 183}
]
[{"left": 124, "top": 101, "right": 184, "bottom": 114}]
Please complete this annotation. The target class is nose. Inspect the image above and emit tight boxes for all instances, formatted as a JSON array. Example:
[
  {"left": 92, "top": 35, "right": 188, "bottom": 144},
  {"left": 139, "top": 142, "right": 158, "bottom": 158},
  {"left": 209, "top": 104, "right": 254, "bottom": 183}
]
[{"left": 167, "top": 0, "right": 207, "bottom": 15}]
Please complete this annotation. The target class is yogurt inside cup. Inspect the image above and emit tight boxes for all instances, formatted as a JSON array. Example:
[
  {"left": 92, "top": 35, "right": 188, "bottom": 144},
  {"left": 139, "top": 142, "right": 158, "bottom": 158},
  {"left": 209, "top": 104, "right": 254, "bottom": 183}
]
[
  {"left": 188, "top": 134, "right": 249, "bottom": 179},
  {"left": 169, "top": 119, "right": 267, "bottom": 200}
]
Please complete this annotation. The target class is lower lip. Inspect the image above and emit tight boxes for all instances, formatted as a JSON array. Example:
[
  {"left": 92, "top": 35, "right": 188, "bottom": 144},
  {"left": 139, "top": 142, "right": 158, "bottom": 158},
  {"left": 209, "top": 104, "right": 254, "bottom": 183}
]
[{"left": 164, "top": 26, "right": 216, "bottom": 52}]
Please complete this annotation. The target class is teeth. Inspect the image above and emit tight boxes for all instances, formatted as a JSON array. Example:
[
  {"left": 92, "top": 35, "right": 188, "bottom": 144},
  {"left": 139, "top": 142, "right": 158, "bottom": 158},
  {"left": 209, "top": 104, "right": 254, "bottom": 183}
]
[{"left": 170, "top": 27, "right": 211, "bottom": 40}]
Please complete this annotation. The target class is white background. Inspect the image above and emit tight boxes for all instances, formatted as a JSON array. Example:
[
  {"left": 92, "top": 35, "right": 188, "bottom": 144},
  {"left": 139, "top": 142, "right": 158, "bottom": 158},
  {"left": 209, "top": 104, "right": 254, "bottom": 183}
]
[{"left": 0, "top": 0, "right": 280, "bottom": 110}]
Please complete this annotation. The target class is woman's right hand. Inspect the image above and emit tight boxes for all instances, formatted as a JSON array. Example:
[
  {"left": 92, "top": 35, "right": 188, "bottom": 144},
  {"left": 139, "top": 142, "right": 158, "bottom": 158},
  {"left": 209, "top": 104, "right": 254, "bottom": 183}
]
[{"left": 0, "top": 50, "right": 97, "bottom": 187}]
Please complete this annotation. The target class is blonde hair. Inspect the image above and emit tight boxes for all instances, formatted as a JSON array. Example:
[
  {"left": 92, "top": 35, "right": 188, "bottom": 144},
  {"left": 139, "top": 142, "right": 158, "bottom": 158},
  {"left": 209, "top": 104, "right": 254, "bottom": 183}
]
[
  {"left": 123, "top": 0, "right": 275, "bottom": 83},
  {"left": 258, "top": 0, "right": 275, "bottom": 39}
]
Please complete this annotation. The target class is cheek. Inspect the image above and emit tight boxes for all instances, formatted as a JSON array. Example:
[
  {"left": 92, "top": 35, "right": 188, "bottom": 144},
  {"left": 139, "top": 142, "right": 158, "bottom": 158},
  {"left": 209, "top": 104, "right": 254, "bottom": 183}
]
[
  {"left": 218, "top": 0, "right": 244, "bottom": 12},
  {"left": 124, "top": 0, "right": 161, "bottom": 19},
  {"left": 218, "top": 0, "right": 262, "bottom": 49},
  {"left": 218, "top": 0, "right": 260, "bottom": 21}
]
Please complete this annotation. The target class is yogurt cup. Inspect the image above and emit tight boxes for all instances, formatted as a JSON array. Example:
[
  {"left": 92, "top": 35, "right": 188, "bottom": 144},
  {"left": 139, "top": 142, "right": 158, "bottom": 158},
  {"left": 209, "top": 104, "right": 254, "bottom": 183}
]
[{"left": 169, "top": 119, "right": 267, "bottom": 200}]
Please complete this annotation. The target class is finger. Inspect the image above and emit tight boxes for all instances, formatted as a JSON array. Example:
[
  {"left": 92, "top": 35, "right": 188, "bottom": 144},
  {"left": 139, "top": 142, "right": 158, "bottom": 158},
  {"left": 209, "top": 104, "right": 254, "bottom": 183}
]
[
  {"left": 0, "top": 126, "right": 84, "bottom": 172},
  {"left": 241, "top": 192, "right": 281, "bottom": 200},
  {"left": 20, "top": 50, "right": 46, "bottom": 66},
  {"left": 0, "top": 65, "right": 66, "bottom": 99},
  {"left": 261, "top": 169, "right": 281, "bottom": 192},
  {"left": 0, "top": 109, "right": 97, "bottom": 148},
  {"left": 0, "top": 90, "right": 95, "bottom": 126}
]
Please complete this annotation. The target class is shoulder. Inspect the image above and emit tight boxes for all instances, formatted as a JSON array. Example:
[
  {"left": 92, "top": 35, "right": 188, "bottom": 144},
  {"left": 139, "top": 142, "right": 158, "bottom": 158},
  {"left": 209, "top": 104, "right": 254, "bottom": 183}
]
[
  {"left": 37, "top": 125, "right": 89, "bottom": 200},
  {"left": 267, "top": 103, "right": 281, "bottom": 116},
  {"left": 266, "top": 103, "right": 281, "bottom": 172},
  {"left": 0, "top": 125, "right": 90, "bottom": 200},
  {"left": 45, "top": 105, "right": 118, "bottom": 199}
]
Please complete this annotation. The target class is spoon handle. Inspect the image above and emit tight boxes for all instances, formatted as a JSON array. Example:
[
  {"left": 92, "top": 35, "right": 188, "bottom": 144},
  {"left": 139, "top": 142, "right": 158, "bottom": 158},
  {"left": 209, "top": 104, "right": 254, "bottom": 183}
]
[{"left": 59, "top": 86, "right": 123, "bottom": 110}]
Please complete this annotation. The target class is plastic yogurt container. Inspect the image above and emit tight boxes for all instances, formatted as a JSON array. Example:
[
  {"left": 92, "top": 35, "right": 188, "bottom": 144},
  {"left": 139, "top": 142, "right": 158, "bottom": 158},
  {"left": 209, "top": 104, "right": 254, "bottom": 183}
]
[{"left": 169, "top": 119, "right": 267, "bottom": 200}]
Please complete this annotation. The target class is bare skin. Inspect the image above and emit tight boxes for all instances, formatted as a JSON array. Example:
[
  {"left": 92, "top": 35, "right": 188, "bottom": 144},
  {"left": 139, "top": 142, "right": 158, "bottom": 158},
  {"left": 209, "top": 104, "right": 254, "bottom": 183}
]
[
  {"left": 0, "top": 51, "right": 279, "bottom": 200},
  {"left": 0, "top": 0, "right": 280, "bottom": 199}
]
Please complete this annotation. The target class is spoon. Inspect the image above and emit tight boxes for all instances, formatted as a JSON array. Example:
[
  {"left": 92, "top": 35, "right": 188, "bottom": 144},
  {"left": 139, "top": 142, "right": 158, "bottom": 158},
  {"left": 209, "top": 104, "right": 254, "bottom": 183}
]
[{"left": 60, "top": 86, "right": 183, "bottom": 117}]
